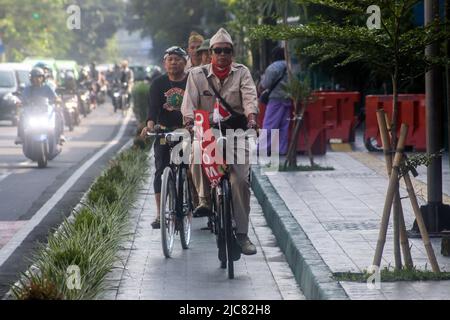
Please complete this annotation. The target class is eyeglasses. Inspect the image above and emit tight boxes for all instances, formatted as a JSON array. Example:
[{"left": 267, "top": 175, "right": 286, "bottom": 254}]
[{"left": 212, "top": 47, "right": 233, "bottom": 55}]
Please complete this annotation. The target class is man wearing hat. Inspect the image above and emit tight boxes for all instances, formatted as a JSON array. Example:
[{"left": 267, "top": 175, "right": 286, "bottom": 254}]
[
  {"left": 197, "top": 39, "right": 211, "bottom": 66},
  {"left": 141, "top": 46, "right": 189, "bottom": 229},
  {"left": 185, "top": 31, "right": 204, "bottom": 71},
  {"left": 181, "top": 28, "right": 259, "bottom": 255}
]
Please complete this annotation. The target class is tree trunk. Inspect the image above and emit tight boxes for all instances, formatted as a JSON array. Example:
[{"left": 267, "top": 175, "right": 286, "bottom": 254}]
[
  {"left": 391, "top": 72, "right": 402, "bottom": 270},
  {"left": 446, "top": 0, "right": 450, "bottom": 170},
  {"left": 285, "top": 99, "right": 300, "bottom": 168}
]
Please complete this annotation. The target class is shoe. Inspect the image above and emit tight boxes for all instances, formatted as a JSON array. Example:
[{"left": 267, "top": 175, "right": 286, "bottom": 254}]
[
  {"left": 236, "top": 234, "right": 257, "bottom": 255},
  {"left": 151, "top": 219, "right": 160, "bottom": 229},
  {"left": 14, "top": 137, "right": 23, "bottom": 145},
  {"left": 193, "top": 197, "right": 212, "bottom": 217}
]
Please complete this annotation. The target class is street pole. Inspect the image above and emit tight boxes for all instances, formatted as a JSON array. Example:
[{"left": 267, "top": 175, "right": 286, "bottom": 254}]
[
  {"left": 420, "top": 0, "right": 450, "bottom": 234},
  {"left": 446, "top": 0, "right": 450, "bottom": 167}
]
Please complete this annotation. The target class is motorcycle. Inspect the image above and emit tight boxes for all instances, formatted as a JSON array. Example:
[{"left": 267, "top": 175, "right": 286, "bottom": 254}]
[
  {"left": 97, "top": 82, "right": 107, "bottom": 105},
  {"left": 111, "top": 82, "right": 122, "bottom": 113},
  {"left": 59, "top": 91, "right": 80, "bottom": 132},
  {"left": 77, "top": 84, "right": 91, "bottom": 118},
  {"left": 120, "top": 82, "right": 130, "bottom": 114},
  {"left": 22, "top": 99, "right": 61, "bottom": 168}
]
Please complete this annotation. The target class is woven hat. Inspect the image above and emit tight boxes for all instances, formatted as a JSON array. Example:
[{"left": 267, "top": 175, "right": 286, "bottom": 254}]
[{"left": 210, "top": 28, "right": 233, "bottom": 48}]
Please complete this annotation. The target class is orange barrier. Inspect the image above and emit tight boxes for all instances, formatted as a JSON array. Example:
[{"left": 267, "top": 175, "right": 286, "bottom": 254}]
[
  {"left": 294, "top": 97, "right": 328, "bottom": 155},
  {"left": 365, "top": 94, "right": 426, "bottom": 151},
  {"left": 313, "top": 91, "right": 360, "bottom": 143},
  {"left": 258, "top": 99, "right": 327, "bottom": 155}
]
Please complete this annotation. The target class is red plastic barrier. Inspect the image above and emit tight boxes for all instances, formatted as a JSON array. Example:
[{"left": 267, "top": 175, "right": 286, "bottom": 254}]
[
  {"left": 257, "top": 101, "right": 266, "bottom": 129},
  {"left": 313, "top": 91, "right": 360, "bottom": 143},
  {"left": 259, "top": 99, "right": 327, "bottom": 155},
  {"left": 294, "top": 97, "right": 327, "bottom": 155},
  {"left": 365, "top": 94, "right": 426, "bottom": 151}
]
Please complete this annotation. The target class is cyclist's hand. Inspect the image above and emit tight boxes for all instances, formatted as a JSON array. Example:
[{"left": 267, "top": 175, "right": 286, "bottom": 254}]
[
  {"left": 184, "top": 117, "right": 194, "bottom": 134},
  {"left": 140, "top": 121, "right": 155, "bottom": 138},
  {"left": 247, "top": 113, "right": 259, "bottom": 130}
]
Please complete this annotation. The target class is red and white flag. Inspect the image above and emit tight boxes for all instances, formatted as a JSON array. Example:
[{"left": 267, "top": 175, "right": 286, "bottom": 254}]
[{"left": 213, "top": 98, "right": 231, "bottom": 123}]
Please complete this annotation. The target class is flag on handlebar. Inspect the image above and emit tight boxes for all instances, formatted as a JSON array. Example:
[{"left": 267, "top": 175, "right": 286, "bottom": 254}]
[{"left": 212, "top": 98, "right": 231, "bottom": 124}]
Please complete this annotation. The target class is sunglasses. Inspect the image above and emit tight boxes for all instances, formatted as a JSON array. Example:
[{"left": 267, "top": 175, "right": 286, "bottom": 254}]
[{"left": 212, "top": 47, "right": 233, "bottom": 55}]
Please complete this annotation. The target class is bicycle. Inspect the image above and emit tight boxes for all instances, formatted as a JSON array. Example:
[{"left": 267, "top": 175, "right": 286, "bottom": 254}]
[
  {"left": 147, "top": 129, "right": 194, "bottom": 258},
  {"left": 204, "top": 125, "right": 258, "bottom": 279}
]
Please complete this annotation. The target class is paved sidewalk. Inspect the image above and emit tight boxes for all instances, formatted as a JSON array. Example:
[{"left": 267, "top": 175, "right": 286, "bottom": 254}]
[
  {"left": 99, "top": 156, "right": 304, "bottom": 300},
  {"left": 267, "top": 151, "right": 450, "bottom": 300}
]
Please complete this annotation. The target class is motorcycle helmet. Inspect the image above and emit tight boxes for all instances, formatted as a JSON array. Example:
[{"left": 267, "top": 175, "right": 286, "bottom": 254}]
[
  {"left": 30, "top": 67, "right": 45, "bottom": 80},
  {"left": 35, "top": 63, "right": 54, "bottom": 81},
  {"left": 64, "top": 71, "right": 77, "bottom": 91}
]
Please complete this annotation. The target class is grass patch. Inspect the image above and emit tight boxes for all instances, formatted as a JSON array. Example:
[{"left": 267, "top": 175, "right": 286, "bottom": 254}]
[
  {"left": 11, "top": 146, "right": 149, "bottom": 300},
  {"left": 278, "top": 164, "right": 334, "bottom": 172},
  {"left": 334, "top": 266, "right": 450, "bottom": 283}
]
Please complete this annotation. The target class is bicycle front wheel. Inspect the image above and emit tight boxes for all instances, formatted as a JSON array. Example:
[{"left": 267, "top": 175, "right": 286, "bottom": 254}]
[
  {"left": 222, "top": 180, "right": 234, "bottom": 279},
  {"left": 180, "top": 167, "right": 192, "bottom": 249},
  {"left": 160, "top": 167, "right": 176, "bottom": 258}
]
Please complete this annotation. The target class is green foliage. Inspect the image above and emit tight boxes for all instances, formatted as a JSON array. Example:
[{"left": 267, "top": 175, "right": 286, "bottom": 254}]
[
  {"left": 87, "top": 176, "right": 118, "bottom": 205},
  {"left": 11, "top": 148, "right": 149, "bottom": 300},
  {"left": 128, "top": 0, "right": 227, "bottom": 59},
  {"left": 334, "top": 266, "right": 450, "bottom": 282},
  {"left": 132, "top": 82, "right": 150, "bottom": 126},
  {"left": 250, "top": 0, "right": 450, "bottom": 83},
  {"left": 68, "top": 0, "right": 126, "bottom": 64},
  {"left": 0, "top": 0, "right": 124, "bottom": 63},
  {"left": 282, "top": 76, "right": 312, "bottom": 104},
  {"left": 11, "top": 274, "right": 64, "bottom": 300},
  {"left": 403, "top": 150, "right": 444, "bottom": 172}
]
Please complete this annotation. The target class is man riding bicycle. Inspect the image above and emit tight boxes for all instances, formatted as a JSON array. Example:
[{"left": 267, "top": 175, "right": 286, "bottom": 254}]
[
  {"left": 141, "top": 46, "right": 189, "bottom": 229},
  {"left": 181, "top": 28, "right": 259, "bottom": 256}
]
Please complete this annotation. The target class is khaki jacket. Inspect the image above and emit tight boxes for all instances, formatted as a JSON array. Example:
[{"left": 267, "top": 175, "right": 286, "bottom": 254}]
[{"left": 181, "top": 63, "right": 258, "bottom": 121}]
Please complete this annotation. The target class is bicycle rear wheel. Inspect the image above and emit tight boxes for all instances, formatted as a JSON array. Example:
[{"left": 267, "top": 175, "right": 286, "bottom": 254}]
[
  {"left": 160, "top": 167, "right": 176, "bottom": 258},
  {"left": 222, "top": 180, "right": 234, "bottom": 279},
  {"left": 180, "top": 167, "right": 192, "bottom": 249}
]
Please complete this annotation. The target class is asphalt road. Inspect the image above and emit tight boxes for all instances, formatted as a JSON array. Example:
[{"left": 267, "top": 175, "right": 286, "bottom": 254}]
[{"left": 0, "top": 101, "right": 136, "bottom": 297}]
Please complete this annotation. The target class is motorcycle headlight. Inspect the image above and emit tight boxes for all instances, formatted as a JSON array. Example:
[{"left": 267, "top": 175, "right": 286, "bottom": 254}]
[
  {"left": 27, "top": 116, "right": 54, "bottom": 129},
  {"left": 113, "top": 92, "right": 120, "bottom": 97}
]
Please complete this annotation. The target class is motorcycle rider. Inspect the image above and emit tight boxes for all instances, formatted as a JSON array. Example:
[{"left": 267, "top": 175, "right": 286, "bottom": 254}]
[
  {"left": 120, "top": 60, "right": 134, "bottom": 106},
  {"left": 34, "top": 62, "right": 57, "bottom": 91},
  {"left": 15, "top": 68, "right": 65, "bottom": 145}
]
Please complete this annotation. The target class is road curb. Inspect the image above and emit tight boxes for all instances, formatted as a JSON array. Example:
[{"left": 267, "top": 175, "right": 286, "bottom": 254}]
[{"left": 251, "top": 166, "right": 349, "bottom": 300}]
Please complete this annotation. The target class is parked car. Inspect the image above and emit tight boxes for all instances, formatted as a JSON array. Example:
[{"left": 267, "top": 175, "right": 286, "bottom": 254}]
[
  {"left": 0, "top": 65, "right": 21, "bottom": 125},
  {"left": 0, "top": 62, "right": 31, "bottom": 89}
]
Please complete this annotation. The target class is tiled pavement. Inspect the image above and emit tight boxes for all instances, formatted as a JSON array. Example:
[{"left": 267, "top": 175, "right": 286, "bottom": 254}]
[
  {"left": 99, "top": 158, "right": 304, "bottom": 300},
  {"left": 267, "top": 151, "right": 450, "bottom": 300}
]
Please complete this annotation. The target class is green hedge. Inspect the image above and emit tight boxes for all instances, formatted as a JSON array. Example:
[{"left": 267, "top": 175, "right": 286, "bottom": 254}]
[
  {"left": 132, "top": 82, "right": 150, "bottom": 126},
  {"left": 11, "top": 147, "right": 149, "bottom": 300}
]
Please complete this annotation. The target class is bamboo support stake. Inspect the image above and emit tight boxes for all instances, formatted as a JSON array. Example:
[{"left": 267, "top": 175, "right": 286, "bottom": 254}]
[
  {"left": 386, "top": 113, "right": 402, "bottom": 269},
  {"left": 372, "top": 124, "right": 409, "bottom": 268},
  {"left": 376, "top": 110, "right": 413, "bottom": 269},
  {"left": 403, "top": 171, "right": 440, "bottom": 273}
]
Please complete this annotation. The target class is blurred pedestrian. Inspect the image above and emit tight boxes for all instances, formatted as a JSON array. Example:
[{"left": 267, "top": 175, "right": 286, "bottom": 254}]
[
  {"left": 185, "top": 31, "right": 204, "bottom": 71},
  {"left": 259, "top": 46, "right": 290, "bottom": 156},
  {"left": 197, "top": 39, "right": 211, "bottom": 66}
]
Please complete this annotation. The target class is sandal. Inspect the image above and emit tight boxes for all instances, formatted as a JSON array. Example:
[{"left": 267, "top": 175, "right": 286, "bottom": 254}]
[{"left": 151, "top": 218, "right": 160, "bottom": 230}]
